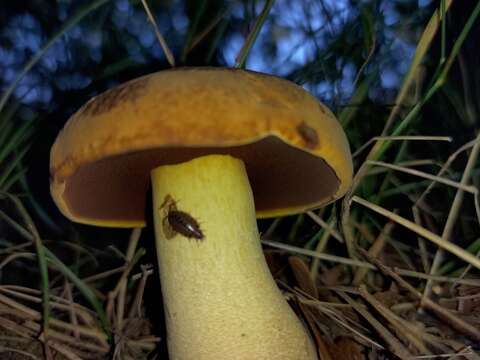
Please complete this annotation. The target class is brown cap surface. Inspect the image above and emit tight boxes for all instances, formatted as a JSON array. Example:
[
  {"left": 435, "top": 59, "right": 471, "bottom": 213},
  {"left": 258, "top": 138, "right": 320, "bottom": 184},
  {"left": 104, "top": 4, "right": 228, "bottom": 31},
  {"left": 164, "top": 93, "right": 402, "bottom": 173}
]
[{"left": 50, "top": 67, "right": 353, "bottom": 227}]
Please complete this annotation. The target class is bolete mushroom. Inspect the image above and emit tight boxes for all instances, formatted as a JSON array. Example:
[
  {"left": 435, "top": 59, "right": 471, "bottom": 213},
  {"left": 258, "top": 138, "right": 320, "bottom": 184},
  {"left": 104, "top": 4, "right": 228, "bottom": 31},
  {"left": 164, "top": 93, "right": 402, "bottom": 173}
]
[{"left": 50, "top": 67, "right": 353, "bottom": 359}]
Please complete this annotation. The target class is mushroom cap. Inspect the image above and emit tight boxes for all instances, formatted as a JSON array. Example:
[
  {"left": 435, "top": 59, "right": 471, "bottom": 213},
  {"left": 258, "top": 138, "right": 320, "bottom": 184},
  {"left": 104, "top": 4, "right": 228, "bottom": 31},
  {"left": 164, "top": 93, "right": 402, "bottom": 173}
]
[{"left": 50, "top": 67, "right": 353, "bottom": 227}]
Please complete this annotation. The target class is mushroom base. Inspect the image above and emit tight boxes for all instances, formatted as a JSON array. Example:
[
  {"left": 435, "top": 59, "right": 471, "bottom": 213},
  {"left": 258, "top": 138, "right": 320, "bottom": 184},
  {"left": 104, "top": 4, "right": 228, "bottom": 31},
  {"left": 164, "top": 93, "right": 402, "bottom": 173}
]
[{"left": 151, "top": 154, "right": 317, "bottom": 360}]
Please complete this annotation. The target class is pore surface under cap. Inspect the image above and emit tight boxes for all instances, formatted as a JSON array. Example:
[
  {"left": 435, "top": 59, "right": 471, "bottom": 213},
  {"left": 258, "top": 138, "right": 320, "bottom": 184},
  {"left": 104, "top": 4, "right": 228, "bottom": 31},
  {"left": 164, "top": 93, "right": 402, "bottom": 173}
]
[{"left": 50, "top": 68, "right": 353, "bottom": 227}]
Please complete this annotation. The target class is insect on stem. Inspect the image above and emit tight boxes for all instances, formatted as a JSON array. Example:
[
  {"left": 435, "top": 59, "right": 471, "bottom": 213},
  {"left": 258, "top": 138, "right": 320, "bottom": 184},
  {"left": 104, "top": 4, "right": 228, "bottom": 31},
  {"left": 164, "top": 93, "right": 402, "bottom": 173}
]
[{"left": 160, "top": 194, "right": 204, "bottom": 241}]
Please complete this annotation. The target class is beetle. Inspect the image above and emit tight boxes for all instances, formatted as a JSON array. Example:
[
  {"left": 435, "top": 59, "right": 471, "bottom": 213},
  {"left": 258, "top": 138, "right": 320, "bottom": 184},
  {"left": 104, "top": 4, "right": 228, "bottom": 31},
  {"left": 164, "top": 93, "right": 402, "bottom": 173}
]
[{"left": 160, "top": 194, "right": 204, "bottom": 241}]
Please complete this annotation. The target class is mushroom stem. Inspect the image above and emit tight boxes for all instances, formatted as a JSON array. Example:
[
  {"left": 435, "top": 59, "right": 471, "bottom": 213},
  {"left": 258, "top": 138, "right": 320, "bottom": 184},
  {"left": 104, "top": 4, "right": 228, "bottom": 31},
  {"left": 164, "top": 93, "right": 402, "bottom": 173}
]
[{"left": 151, "top": 154, "right": 317, "bottom": 360}]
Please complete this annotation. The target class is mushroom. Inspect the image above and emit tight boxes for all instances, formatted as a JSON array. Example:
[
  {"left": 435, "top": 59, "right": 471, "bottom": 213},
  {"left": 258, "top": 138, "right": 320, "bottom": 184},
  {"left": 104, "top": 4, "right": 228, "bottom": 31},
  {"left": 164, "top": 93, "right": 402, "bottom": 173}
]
[{"left": 50, "top": 68, "right": 352, "bottom": 359}]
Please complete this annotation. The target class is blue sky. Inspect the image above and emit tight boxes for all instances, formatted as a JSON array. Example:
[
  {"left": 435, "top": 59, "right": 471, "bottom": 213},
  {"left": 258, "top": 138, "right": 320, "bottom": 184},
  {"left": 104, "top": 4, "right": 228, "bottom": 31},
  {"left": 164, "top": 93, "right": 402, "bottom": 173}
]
[{"left": 0, "top": 0, "right": 431, "bottom": 108}]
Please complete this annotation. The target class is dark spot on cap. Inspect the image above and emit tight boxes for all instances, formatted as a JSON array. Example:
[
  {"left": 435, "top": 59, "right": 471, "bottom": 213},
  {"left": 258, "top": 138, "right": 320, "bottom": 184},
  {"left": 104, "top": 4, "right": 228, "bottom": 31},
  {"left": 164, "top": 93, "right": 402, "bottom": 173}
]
[
  {"left": 78, "top": 77, "right": 149, "bottom": 117},
  {"left": 296, "top": 121, "right": 319, "bottom": 149}
]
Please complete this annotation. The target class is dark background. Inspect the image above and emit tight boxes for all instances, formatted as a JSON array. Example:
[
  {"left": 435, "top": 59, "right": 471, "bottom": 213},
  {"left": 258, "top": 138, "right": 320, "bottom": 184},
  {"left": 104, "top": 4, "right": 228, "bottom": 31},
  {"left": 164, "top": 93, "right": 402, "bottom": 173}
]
[
  {"left": 1, "top": 0, "right": 479, "bottom": 357},
  {"left": 2, "top": 0, "right": 470, "bottom": 230}
]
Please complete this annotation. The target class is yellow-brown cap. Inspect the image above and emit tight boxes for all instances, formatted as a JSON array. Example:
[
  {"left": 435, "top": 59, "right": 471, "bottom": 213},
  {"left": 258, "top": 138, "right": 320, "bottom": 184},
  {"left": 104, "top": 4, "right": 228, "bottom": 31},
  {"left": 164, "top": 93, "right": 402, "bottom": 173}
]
[{"left": 50, "top": 67, "right": 352, "bottom": 227}]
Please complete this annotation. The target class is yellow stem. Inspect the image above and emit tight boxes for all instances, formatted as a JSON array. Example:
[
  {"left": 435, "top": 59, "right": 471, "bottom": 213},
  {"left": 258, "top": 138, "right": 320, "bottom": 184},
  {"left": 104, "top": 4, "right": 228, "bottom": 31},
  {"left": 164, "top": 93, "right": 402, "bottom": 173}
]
[{"left": 151, "top": 154, "right": 316, "bottom": 360}]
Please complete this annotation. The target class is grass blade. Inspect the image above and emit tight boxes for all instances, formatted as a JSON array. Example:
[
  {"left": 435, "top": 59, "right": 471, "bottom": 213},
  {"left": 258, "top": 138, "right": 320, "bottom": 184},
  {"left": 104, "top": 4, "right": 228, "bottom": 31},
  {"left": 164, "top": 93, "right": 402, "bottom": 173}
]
[
  {"left": 0, "top": 0, "right": 112, "bottom": 113},
  {"left": 235, "top": 0, "right": 275, "bottom": 68},
  {"left": 43, "top": 247, "right": 111, "bottom": 339},
  {"left": 352, "top": 196, "right": 480, "bottom": 271},
  {"left": 8, "top": 195, "right": 50, "bottom": 338},
  {"left": 0, "top": 144, "right": 32, "bottom": 189}
]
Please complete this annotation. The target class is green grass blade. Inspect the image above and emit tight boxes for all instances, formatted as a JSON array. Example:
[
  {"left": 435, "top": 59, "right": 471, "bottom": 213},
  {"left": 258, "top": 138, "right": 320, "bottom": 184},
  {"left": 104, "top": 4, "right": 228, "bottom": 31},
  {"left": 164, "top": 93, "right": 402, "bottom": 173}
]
[
  {"left": 438, "top": 238, "right": 480, "bottom": 275},
  {"left": 0, "top": 121, "right": 15, "bottom": 155},
  {"left": 235, "top": 0, "right": 275, "bottom": 68},
  {"left": 181, "top": 0, "right": 207, "bottom": 62},
  {"left": 0, "top": 120, "right": 34, "bottom": 163},
  {"left": 0, "top": 0, "right": 112, "bottom": 113},
  {"left": 16, "top": 168, "right": 62, "bottom": 233},
  {"left": 440, "top": 0, "right": 446, "bottom": 63},
  {"left": 381, "top": 0, "right": 453, "bottom": 135},
  {"left": 375, "top": 0, "right": 480, "bottom": 160},
  {"left": 0, "top": 144, "right": 32, "bottom": 189},
  {"left": 380, "top": 180, "right": 431, "bottom": 198},
  {"left": 8, "top": 195, "right": 50, "bottom": 336},
  {"left": 3, "top": 167, "right": 29, "bottom": 192},
  {"left": 339, "top": 72, "right": 376, "bottom": 128},
  {"left": 205, "top": 16, "right": 230, "bottom": 63},
  {"left": 43, "top": 246, "right": 111, "bottom": 338}
]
